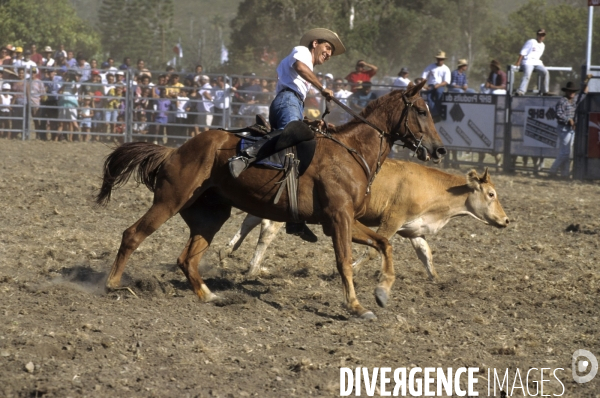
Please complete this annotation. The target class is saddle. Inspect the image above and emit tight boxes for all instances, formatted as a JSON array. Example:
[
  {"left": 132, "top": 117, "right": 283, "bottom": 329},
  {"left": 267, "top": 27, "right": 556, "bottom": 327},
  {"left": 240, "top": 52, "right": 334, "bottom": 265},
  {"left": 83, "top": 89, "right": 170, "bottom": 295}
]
[
  {"left": 228, "top": 117, "right": 317, "bottom": 178},
  {"left": 227, "top": 115, "right": 318, "bottom": 222}
]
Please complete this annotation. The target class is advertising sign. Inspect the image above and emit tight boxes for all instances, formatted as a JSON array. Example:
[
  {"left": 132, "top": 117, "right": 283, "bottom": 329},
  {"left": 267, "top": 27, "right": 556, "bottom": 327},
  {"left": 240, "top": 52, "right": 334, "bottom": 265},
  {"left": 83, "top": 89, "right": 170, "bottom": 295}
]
[
  {"left": 434, "top": 93, "right": 496, "bottom": 150},
  {"left": 523, "top": 106, "right": 558, "bottom": 148}
]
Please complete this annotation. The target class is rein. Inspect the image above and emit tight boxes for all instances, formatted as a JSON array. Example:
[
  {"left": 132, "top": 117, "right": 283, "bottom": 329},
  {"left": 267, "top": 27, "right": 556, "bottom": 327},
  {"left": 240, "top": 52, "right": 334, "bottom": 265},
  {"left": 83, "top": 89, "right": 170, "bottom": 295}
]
[{"left": 320, "top": 93, "right": 423, "bottom": 194}]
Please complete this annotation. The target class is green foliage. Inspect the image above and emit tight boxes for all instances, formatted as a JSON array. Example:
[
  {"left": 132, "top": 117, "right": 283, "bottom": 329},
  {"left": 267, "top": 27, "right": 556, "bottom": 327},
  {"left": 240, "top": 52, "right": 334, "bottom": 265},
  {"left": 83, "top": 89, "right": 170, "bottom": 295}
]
[
  {"left": 0, "top": 0, "right": 100, "bottom": 56},
  {"left": 486, "top": 0, "right": 600, "bottom": 85},
  {"left": 98, "top": 0, "right": 175, "bottom": 69}
]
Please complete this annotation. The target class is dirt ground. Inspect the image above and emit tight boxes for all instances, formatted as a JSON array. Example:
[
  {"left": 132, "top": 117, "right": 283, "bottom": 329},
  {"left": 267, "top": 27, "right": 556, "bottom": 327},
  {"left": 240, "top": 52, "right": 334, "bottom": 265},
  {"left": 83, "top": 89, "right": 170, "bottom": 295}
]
[{"left": 1, "top": 139, "right": 599, "bottom": 398}]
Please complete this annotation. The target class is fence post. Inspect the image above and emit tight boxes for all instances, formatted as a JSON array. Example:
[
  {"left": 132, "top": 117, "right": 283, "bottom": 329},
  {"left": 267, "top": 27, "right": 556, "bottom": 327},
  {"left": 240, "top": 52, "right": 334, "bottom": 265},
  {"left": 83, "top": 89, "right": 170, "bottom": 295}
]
[
  {"left": 502, "top": 65, "right": 515, "bottom": 173},
  {"left": 125, "top": 69, "right": 133, "bottom": 143}
]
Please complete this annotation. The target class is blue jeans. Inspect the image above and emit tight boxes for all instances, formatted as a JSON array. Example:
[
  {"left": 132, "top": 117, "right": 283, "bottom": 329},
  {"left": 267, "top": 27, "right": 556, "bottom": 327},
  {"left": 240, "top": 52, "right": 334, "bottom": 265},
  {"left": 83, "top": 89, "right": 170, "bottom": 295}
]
[
  {"left": 426, "top": 85, "right": 445, "bottom": 117},
  {"left": 269, "top": 90, "right": 304, "bottom": 130},
  {"left": 549, "top": 124, "right": 574, "bottom": 176},
  {"left": 518, "top": 64, "right": 549, "bottom": 94}
]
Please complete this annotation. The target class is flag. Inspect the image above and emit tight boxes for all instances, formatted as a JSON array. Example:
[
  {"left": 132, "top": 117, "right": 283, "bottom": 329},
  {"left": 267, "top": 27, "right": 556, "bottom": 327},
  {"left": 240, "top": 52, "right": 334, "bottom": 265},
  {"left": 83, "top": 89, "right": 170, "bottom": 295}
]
[{"left": 220, "top": 43, "right": 229, "bottom": 64}]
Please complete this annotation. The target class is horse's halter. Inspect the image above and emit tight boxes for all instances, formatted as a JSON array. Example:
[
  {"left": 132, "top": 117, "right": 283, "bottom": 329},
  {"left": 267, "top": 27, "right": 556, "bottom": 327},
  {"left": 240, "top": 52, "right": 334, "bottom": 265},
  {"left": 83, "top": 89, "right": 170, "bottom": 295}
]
[{"left": 394, "top": 93, "right": 426, "bottom": 155}]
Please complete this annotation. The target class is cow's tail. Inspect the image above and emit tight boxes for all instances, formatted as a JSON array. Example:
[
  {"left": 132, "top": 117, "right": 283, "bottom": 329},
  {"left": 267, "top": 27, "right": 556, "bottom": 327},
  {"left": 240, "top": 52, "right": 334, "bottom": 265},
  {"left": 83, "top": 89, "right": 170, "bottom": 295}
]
[{"left": 95, "top": 142, "right": 175, "bottom": 206}]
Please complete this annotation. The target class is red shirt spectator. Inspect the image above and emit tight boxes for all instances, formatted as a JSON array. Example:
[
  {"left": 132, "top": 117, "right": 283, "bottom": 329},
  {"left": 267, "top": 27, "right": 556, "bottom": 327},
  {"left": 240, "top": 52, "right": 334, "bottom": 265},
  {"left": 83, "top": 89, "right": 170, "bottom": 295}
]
[
  {"left": 29, "top": 45, "right": 43, "bottom": 65},
  {"left": 345, "top": 59, "right": 378, "bottom": 91}
]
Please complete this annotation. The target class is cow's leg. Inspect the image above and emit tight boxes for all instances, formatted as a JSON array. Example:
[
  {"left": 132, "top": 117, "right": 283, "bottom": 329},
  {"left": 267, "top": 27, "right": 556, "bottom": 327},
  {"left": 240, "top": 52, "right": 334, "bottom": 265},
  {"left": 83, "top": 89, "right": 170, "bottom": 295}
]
[
  {"left": 409, "top": 236, "right": 438, "bottom": 281},
  {"left": 178, "top": 192, "right": 232, "bottom": 301},
  {"left": 351, "top": 221, "right": 395, "bottom": 308},
  {"left": 322, "top": 211, "right": 375, "bottom": 320},
  {"left": 247, "top": 220, "right": 284, "bottom": 277},
  {"left": 106, "top": 201, "right": 178, "bottom": 290},
  {"left": 220, "top": 214, "right": 262, "bottom": 260}
]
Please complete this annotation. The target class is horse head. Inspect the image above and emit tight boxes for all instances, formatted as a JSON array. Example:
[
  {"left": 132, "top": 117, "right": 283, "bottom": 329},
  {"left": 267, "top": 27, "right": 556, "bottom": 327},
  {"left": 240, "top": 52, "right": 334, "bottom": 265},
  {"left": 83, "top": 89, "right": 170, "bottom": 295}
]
[{"left": 388, "top": 80, "right": 447, "bottom": 163}]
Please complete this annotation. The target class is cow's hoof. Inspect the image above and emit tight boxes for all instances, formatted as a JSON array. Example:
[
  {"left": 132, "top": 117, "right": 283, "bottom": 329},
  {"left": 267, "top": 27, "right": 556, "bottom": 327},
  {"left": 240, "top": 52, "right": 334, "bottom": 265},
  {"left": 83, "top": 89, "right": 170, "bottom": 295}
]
[
  {"left": 375, "top": 287, "right": 388, "bottom": 308},
  {"left": 219, "top": 247, "right": 233, "bottom": 261},
  {"left": 360, "top": 311, "right": 377, "bottom": 320}
]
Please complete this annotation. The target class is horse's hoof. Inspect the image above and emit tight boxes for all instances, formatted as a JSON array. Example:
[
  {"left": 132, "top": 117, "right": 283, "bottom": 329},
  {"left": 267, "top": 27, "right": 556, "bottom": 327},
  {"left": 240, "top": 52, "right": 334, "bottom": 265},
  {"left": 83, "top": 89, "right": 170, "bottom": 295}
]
[
  {"left": 202, "top": 292, "right": 220, "bottom": 303},
  {"left": 359, "top": 311, "right": 377, "bottom": 320},
  {"left": 375, "top": 287, "right": 388, "bottom": 308}
]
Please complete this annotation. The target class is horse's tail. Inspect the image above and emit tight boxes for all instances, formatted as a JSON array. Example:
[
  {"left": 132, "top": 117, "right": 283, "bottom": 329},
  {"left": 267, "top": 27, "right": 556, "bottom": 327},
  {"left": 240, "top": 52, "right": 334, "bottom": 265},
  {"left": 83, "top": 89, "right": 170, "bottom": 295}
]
[{"left": 95, "top": 142, "right": 175, "bottom": 206}]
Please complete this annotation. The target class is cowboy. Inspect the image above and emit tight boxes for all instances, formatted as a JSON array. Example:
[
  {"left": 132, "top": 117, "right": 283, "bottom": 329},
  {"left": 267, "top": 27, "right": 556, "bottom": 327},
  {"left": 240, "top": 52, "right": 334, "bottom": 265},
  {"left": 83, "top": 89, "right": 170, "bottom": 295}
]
[
  {"left": 548, "top": 79, "right": 590, "bottom": 178},
  {"left": 421, "top": 50, "right": 451, "bottom": 120},
  {"left": 269, "top": 28, "right": 345, "bottom": 242},
  {"left": 480, "top": 60, "right": 507, "bottom": 94},
  {"left": 448, "top": 59, "right": 476, "bottom": 93}
]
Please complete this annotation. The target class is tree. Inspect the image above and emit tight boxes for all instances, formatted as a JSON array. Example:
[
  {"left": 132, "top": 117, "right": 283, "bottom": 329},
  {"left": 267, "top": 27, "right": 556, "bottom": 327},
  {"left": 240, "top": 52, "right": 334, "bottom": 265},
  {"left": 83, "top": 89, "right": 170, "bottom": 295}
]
[
  {"left": 98, "top": 0, "right": 175, "bottom": 69},
  {"left": 485, "top": 0, "right": 600, "bottom": 87},
  {"left": 0, "top": 0, "right": 100, "bottom": 56}
]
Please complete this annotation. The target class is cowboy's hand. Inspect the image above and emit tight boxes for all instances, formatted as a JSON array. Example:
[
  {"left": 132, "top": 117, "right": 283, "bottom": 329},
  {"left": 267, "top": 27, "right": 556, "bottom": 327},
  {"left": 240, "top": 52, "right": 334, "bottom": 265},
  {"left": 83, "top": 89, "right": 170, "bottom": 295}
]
[{"left": 321, "top": 88, "right": 333, "bottom": 100}]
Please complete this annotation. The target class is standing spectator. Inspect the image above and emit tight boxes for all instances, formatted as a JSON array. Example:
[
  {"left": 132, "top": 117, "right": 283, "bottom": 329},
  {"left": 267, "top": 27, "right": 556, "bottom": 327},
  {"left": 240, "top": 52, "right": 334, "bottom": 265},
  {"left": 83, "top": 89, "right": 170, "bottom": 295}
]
[
  {"left": 66, "top": 51, "right": 77, "bottom": 68},
  {"left": 392, "top": 67, "right": 411, "bottom": 91},
  {"left": 42, "top": 46, "right": 55, "bottom": 68},
  {"left": 135, "top": 59, "right": 145, "bottom": 74},
  {"left": 54, "top": 44, "right": 67, "bottom": 61},
  {"left": 421, "top": 50, "right": 451, "bottom": 120},
  {"left": 480, "top": 60, "right": 507, "bottom": 94},
  {"left": 20, "top": 50, "right": 38, "bottom": 79},
  {"left": 57, "top": 73, "right": 80, "bottom": 142},
  {"left": 514, "top": 29, "right": 550, "bottom": 96},
  {"left": 448, "top": 59, "right": 476, "bottom": 93},
  {"left": 29, "top": 45, "right": 43, "bottom": 66},
  {"left": 154, "top": 74, "right": 167, "bottom": 98},
  {"left": 329, "top": 78, "right": 353, "bottom": 125},
  {"left": 90, "top": 59, "right": 98, "bottom": 71},
  {"left": 197, "top": 75, "right": 213, "bottom": 131},
  {"left": 119, "top": 57, "right": 131, "bottom": 70},
  {"left": 42, "top": 69, "right": 60, "bottom": 140},
  {"left": 2, "top": 45, "right": 15, "bottom": 65},
  {"left": 348, "top": 82, "right": 377, "bottom": 112},
  {"left": 549, "top": 80, "right": 590, "bottom": 178},
  {"left": 345, "top": 59, "right": 378, "bottom": 92},
  {"left": 212, "top": 75, "right": 236, "bottom": 128},
  {"left": 1, "top": 46, "right": 12, "bottom": 63},
  {"left": 0, "top": 82, "right": 13, "bottom": 139},
  {"left": 152, "top": 88, "right": 171, "bottom": 142},
  {"left": 90, "top": 71, "right": 104, "bottom": 139},
  {"left": 13, "top": 47, "right": 24, "bottom": 66},
  {"left": 29, "top": 68, "right": 46, "bottom": 135},
  {"left": 11, "top": 68, "right": 26, "bottom": 137},
  {"left": 79, "top": 96, "right": 94, "bottom": 142},
  {"left": 193, "top": 64, "right": 204, "bottom": 85},
  {"left": 165, "top": 73, "right": 183, "bottom": 98},
  {"left": 75, "top": 56, "right": 91, "bottom": 82},
  {"left": 103, "top": 73, "right": 117, "bottom": 133}
]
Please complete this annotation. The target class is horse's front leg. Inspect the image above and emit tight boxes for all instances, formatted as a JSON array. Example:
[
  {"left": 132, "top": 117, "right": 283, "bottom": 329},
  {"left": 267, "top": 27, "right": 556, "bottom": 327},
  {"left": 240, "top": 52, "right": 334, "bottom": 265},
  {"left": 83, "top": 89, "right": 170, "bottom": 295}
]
[
  {"left": 351, "top": 221, "right": 395, "bottom": 308},
  {"left": 326, "top": 210, "right": 376, "bottom": 320}
]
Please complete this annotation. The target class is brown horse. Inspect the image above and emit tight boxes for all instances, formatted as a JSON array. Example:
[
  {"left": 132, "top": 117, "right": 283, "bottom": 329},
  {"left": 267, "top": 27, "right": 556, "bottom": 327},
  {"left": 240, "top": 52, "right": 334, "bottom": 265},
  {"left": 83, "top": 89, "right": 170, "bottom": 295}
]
[{"left": 96, "top": 81, "right": 446, "bottom": 319}]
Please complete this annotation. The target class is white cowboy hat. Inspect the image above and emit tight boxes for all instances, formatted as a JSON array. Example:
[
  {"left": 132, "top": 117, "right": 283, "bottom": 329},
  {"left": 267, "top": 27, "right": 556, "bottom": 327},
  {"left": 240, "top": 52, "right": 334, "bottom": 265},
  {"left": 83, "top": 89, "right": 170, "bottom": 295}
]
[{"left": 300, "top": 28, "right": 345, "bottom": 56}]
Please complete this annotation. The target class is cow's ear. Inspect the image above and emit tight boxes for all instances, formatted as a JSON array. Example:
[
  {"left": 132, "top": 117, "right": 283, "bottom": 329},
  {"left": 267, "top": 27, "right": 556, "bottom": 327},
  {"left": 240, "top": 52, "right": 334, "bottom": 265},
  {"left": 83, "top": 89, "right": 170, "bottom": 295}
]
[
  {"left": 481, "top": 167, "right": 491, "bottom": 184},
  {"left": 467, "top": 169, "right": 481, "bottom": 190}
]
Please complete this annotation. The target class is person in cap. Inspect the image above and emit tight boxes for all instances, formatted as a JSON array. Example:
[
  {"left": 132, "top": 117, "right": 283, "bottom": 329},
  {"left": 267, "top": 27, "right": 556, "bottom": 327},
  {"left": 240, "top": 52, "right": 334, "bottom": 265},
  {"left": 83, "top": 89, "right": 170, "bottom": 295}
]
[
  {"left": 448, "top": 59, "right": 476, "bottom": 93},
  {"left": 269, "top": 27, "right": 345, "bottom": 242},
  {"left": 13, "top": 47, "right": 23, "bottom": 66},
  {"left": 421, "top": 50, "right": 451, "bottom": 120},
  {"left": 514, "top": 29, "right": 550, "bottom": 96},
  {"left": 480, "top": 60, "right": 507, "bottom": 94},
  {"left": 0, "top": 82, "right": 13, "bottom": 139},
  {"left": 345, "top": 59, "right": 378, "bottom": 92},
  {"left": 392, "top": 67, "right": 410, "bottom": 91},
  {"left": 548, "top": 77, "right": 591, "bottom": 178}
]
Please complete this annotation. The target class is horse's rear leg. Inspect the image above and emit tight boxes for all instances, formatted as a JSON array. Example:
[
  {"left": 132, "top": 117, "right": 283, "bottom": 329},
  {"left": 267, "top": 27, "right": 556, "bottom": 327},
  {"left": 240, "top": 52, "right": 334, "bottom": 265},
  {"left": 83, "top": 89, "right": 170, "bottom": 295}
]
[
  {"left": 247, "top": 220, "right": 284, "bottom": 277},
  {"left": 106, "top": 202, "right": 175, "bottom": 289},
  {"left": 177, "top": 192, "right": 232, "bottom": 301}
]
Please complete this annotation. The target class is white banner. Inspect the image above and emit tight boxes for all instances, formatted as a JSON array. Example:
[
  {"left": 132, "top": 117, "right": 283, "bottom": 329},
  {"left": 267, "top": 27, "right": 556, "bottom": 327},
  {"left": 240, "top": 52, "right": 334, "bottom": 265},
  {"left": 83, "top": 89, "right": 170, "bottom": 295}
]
[{"left": 434, "top": 93, "right": 496, "bottom": 150}]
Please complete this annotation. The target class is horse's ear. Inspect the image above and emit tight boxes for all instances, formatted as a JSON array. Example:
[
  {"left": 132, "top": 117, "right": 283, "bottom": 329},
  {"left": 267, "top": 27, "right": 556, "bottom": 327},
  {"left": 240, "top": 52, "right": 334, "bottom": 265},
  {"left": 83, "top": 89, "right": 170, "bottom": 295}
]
[{"left": 405, "top": 79, "right": 426, "bottom": 97}]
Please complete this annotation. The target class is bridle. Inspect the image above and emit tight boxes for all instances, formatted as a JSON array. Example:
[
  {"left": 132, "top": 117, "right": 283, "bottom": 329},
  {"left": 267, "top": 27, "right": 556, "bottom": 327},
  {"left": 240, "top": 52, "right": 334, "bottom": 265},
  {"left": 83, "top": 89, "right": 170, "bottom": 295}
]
[{"left": 319, "top": 91, "right": 426, "bottom": 194}]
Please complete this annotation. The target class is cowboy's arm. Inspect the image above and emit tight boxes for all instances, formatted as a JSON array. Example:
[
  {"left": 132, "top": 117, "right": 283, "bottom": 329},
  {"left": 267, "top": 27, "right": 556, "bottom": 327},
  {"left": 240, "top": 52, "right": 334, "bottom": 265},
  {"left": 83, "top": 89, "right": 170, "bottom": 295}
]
[{"left": 293, "top": 60, "right": 333, "bottom": 100}]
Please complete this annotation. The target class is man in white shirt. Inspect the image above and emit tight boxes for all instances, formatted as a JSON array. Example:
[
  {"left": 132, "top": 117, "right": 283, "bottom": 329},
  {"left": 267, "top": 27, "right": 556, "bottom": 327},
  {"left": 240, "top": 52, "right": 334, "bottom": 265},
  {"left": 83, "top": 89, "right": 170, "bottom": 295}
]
[
  {"left": 421, "top": 50, "right": 451, "bottom": 120},
  {"left": 329, "top": 78, "right": 353, "bottom": 125},
  {"left": 269, "top": 27, "right": 345, "bottom": 242},
  {"left": 392, "top": 67, "right": 411, "bottom": 91},
  {"left": 515, "top": 28, "right": 550, "bottom": 96}
]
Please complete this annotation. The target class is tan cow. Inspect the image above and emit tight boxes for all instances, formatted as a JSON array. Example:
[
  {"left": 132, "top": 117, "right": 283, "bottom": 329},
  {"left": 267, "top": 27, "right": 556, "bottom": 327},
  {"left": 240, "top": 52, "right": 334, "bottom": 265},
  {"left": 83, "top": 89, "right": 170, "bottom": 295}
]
[{"left": 222, "top": 159, "right": 509, "bottom": 280}]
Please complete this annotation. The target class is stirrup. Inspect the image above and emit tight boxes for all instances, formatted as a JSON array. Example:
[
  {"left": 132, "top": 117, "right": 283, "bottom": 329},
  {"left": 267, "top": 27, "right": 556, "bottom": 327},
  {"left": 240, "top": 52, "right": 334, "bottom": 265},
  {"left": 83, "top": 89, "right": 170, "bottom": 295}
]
[{"left": 228, "top": 156, "right": 251, "bottom": 178}]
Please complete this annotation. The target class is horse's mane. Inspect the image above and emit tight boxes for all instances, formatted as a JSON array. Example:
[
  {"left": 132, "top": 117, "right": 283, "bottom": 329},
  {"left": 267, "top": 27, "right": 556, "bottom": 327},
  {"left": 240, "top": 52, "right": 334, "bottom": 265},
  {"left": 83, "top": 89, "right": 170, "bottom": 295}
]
[{"left": 330, "top": 89, "right": 408, "bottom": 134}]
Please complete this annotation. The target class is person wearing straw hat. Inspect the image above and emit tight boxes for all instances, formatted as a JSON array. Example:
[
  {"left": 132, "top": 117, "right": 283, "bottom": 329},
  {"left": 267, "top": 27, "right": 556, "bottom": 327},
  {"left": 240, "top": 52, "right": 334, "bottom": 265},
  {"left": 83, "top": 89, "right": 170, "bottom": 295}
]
[
  {"left": 268, "top": 27, "right": 345, "bottom": 242},
  {"left": 42, "top": 46, "right": 56, "bottom": 67},
  {"left": 548, "top": 78, "right": 590, "bottom": 178},
  {"left": 448, "top": 58, "right": 476, "bottom": 93},
  {"left": 421, "top": 50, "right": 451, "bottom": 120},
  {"left": 514, "top": 28, "right": 550, "bottom": 96}
]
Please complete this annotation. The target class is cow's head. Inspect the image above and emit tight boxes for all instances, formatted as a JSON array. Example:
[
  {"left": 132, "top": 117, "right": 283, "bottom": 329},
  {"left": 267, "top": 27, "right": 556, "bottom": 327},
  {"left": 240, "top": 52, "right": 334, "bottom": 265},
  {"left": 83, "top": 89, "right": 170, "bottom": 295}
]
[{"left": 465, "top": 168, "right": 509, "bottom": 228}]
